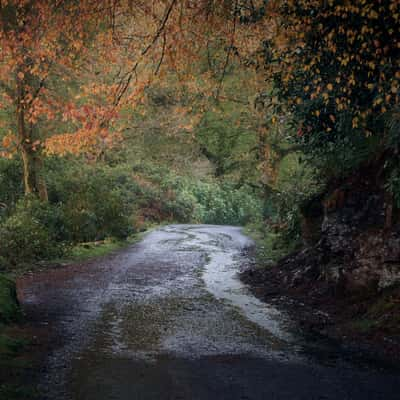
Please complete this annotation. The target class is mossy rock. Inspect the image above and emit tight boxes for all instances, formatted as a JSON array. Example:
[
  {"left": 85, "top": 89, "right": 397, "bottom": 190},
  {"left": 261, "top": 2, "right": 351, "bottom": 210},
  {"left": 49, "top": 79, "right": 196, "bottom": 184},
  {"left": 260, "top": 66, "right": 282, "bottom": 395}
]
[{"left": 0, "top": 275, "right": 20, "bottom": 324}]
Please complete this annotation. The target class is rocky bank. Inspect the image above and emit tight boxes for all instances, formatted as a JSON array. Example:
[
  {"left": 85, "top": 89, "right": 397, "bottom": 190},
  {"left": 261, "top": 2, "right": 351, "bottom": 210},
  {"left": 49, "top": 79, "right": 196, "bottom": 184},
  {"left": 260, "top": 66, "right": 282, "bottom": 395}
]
[{"left": 242, "top": 166, "right": 400, "bottom": 362}]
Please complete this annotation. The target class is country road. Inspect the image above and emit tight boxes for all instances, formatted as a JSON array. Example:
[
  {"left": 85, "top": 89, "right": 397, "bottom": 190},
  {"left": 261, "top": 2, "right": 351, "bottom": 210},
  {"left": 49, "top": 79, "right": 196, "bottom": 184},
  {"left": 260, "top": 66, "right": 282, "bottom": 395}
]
[{"left": 18, "top": 225, "right": 399, "bottom": 400}]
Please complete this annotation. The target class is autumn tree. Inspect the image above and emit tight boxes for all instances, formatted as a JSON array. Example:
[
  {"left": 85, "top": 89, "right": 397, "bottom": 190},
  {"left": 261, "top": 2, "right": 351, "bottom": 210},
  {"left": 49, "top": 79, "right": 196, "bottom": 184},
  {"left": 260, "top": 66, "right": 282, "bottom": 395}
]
[
  {"left": 265, "top": 0, "right": 400, "bottom": 173},
  {"left": 0, "top": 0, "right": 269, "bottom": 201},
  {"left": 0, "top": 1, "right": 119, "bottom": 200}
]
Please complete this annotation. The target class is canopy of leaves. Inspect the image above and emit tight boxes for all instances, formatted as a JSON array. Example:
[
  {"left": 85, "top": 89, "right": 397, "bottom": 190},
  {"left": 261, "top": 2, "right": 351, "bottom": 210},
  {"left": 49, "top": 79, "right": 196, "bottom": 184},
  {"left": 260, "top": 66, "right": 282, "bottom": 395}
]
[{"left": 264, "top": 0, "right": 400, "bottom": 174}]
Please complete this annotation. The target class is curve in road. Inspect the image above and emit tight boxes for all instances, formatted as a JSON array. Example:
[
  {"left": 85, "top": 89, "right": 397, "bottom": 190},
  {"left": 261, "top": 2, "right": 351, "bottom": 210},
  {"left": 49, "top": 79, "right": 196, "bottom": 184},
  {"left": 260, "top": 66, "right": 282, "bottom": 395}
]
[{"left": 18, "top": 225, "right": 399, "bottom": 400}]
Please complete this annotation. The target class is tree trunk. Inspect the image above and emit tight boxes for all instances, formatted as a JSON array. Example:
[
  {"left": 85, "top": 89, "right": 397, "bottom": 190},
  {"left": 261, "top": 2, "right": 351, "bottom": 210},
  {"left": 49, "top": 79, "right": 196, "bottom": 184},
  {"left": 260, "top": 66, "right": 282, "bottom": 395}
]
[
  {"left": 16, "top": 82, "right": 48, "bottom": 201},
  {"left": 20, "top": 144, "right": 48, "bottom": 201}
]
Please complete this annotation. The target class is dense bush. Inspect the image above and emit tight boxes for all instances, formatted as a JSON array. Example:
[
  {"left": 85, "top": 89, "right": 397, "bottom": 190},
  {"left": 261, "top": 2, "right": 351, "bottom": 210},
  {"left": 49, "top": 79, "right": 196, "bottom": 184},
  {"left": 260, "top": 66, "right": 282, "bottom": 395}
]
[
  {"left": 47, "top": 165, "right": 134, "bottom": 242},
  {"left": 0, "top": 158, "right": 24, "bottom": 218},
  {"left": 0, "top": 275, "right": 20, "bottom": 323},
  {"left": 0, "top": 155, "right": 265, "bottom": 268},
  {"left": 182, "top": 180, "right": 263, "bottom": 226},
  {"left": 270, "top": 0, "right": 400, "bottom": 177},
  {"left": 271, "top": 153, "right": 322, "bottom": 235},
  {"left": 244, "top": 0, "right": 400, "bottom": 261},
  {"left": 245, "top": 149, "right": 323, "bottom": 261},
  {"left": 0, "top": 199, "right": 65, "bottom": 266},
  {"left": 0, "top": 160, "right": 137, "bottom": 266}
]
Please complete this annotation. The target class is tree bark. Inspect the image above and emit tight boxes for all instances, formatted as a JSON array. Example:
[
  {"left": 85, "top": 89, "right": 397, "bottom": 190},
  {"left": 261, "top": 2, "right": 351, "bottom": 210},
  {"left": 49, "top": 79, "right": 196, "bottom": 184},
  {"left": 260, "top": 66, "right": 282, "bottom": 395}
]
[
  {"left": 16, "top": 81, "right": 48, "bottom": 201},
  {"left": 20, "top": 144, "right": 48, "bottom": 201},
  {"left": 1, "top": 2, "right": 48, "bottom": 201}
]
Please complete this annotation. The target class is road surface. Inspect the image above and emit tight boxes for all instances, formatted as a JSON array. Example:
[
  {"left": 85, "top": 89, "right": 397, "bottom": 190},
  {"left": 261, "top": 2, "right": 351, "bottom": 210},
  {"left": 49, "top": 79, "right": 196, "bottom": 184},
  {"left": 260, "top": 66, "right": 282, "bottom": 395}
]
[{"left": 18, "top": 225, "right": 399, "bottom": 399}]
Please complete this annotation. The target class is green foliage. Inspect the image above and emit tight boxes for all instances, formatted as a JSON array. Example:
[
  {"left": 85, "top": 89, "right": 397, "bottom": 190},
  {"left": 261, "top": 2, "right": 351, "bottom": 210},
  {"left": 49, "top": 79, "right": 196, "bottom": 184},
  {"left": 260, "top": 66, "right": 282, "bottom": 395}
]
[
  {"left": 385, "top": 107, "right": 400, "bottom": 151},
  {"left": 69, "top": 238, "right": 129, "bottom": 262},
  {"left": 0, "top": 158, "right": 24, "bottom": 216},
  {"left": 0, "top": 153, "right": 265, "bottom": 269},
  {"left": 387, "top": 168, "right": 400, "bottom": 209},
  {"left": 247, "top": 150, "right": 323, "bottom": 262},
  {"left": 270, "top": 0, "right": 400, "bottom": 177},
  {"left": 59, "top": 183, "right": 132, "bottom": 242},
  {"left": 0, "top": 199, "right": 65, "bottom": 266},
  {"left": 46, "top": 160, "right": 136, "bottom": 242},
  {"left": 127, "top": 163, "right": 194, "bottom": 224},
  {"left": 384, "top": 108, "right": 400, "bottom": 206},
  {"left": 249, "top": 0, "right": 400, "bottom": 262},
  {"left": 195, "top": 104, "right": 258, "bottom": 180},
  {"left": 272, "top": 153, "right": 323, "bottom": 235},
  {"left": 0, "top": 160, "right": 135, "bottom": 267},
  {"left": 246, "top": 221, "right": 301, "bottom": 264},
  {"left": 0, "top": 276, "right": 20, "bottom": 324},
  {"left": 183, "top": 180, "right": 262, "bottom": 225}
]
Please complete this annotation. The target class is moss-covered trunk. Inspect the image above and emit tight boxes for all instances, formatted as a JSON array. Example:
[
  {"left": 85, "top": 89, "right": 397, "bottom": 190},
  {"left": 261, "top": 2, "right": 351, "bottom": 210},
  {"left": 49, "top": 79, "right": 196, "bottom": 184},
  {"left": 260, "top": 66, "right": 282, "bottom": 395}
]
[
  {"left": 20, "top": 142, "right": 48, "bottom": 201},
  {"left": 16, "top": 81, "right": 48, "bottom": 202}
]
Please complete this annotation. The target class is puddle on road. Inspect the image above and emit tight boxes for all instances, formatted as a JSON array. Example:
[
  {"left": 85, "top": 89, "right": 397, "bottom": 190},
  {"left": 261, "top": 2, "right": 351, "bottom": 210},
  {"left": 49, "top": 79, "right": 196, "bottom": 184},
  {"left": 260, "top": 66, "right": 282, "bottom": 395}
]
[
  {"left": 169, "top": 225, "right": 292, "bottom": 342},
  {"left": 203, "top": 254, "right": 291, "bottom": 342},
  {"left": 24, "top": 225, "right": 400, "bottom": 400},
  {"left": 197, "top": 229, "right": 292, "bottom": 342}
]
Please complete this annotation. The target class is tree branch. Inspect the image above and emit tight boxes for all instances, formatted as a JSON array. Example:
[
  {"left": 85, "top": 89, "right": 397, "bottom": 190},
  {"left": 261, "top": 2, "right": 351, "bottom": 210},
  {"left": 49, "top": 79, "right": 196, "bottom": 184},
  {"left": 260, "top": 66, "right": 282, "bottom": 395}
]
[
  {"left": 111, "top": 0, "right": 178, "bottom": 109},
  {"left": 215, "top": 0, "right": 239, "bottom": 101}
]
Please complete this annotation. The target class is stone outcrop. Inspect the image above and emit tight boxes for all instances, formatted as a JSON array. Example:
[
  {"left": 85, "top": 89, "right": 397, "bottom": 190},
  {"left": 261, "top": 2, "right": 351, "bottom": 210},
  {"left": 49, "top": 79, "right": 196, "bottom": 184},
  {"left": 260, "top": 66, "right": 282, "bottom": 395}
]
[
  {"left": 242, "top": 164, "right": 400, "bottom": 359},
  {"left": 291, "top": 172, "right": 400, "bottom": 294}
]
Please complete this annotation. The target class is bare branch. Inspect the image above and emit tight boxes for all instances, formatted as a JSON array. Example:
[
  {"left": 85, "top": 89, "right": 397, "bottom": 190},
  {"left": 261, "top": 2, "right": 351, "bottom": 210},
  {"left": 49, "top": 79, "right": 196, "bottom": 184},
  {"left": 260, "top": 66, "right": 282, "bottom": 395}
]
[{"left": 215, "top": 0, "right": 239, "bottom": 101}]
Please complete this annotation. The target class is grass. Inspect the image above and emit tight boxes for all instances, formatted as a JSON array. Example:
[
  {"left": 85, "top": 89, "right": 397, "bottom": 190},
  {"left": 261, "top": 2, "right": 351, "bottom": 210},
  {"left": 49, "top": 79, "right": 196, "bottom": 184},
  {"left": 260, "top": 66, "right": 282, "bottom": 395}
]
[
  {"left": 68, "top": 238, "right": 130, "bottom": 262},
  {"left": 50, "top": 227, "right": 154, "bottom": 265}
]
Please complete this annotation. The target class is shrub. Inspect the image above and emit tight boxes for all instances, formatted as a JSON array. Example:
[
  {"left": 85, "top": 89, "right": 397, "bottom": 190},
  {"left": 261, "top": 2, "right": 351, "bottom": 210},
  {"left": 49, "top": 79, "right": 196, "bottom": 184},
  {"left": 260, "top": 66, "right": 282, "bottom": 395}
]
[
  {"left": 0, "top": 275, "right": 20, "bottom": 323},
  {"left": 0, "top": 158, "right": 24, "bottom": 219},
  {"left": 15, "top": 197, "right": 69, "bottom": 242},
  {"left": 46, "top": 162, "right": 134, "bottom": 242},
  {"left": 0, "top": 154, "right": 265, "bottom": 268},
  {"left": 269, "top": 0, "right": 399, "bottom": 177},
  {"left": 0, "top": 202, "right": 65, "bottom": 266},
  {"left": 184, "top": 180, "right": 262, "bottom": 225}
]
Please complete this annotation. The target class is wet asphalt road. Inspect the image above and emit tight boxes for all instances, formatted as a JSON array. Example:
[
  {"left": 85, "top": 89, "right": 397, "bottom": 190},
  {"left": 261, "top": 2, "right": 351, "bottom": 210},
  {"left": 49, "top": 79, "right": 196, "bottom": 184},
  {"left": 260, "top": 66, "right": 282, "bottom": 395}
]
[{"left": 18, "top": 225, "right": 399, "bottom": 400}]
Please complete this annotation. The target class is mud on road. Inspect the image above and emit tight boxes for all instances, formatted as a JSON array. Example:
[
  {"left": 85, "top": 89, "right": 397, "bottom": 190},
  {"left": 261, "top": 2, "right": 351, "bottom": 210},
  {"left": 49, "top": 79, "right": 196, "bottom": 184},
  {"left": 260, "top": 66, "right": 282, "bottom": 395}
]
[{"left": 17, "top": 225, "right": 399, "bottom": 400}]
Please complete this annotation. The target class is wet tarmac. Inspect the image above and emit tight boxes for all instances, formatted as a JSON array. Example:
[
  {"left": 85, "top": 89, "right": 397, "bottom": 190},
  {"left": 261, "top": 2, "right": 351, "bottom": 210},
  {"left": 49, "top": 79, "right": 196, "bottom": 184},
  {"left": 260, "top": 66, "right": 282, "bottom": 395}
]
[{"left": 18, "top": 225, "right": 400, "bottom": 399}]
